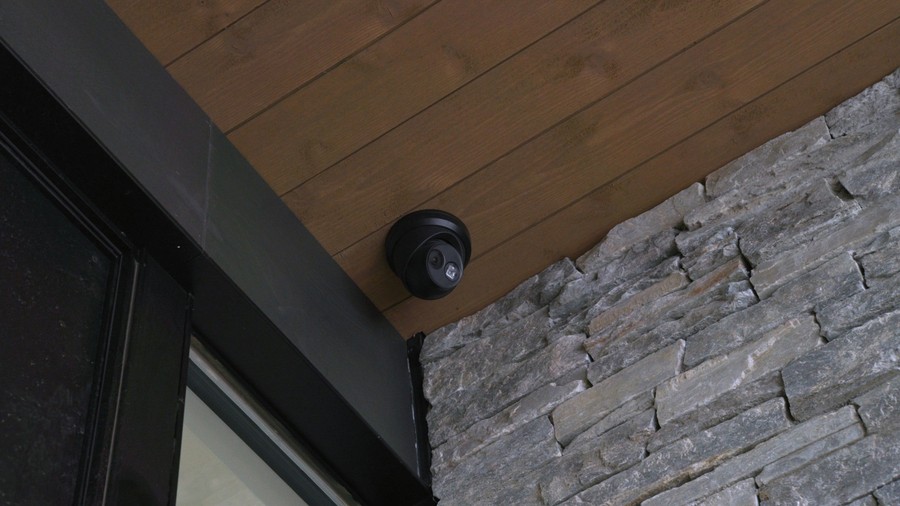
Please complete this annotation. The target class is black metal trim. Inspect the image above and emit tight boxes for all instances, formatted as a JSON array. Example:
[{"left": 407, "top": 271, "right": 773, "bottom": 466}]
[
  {"left": 0, "top": 40, "right": 203, "bottom": 278},
  {"left": 0, "top": 116, "right": 191, "bottom": 504},
  {"left": 0, "top": 10, "right": 433, "bottom": 504},
  {"left": 189, "top": 257, "right": 430, "bottom": 505},
  {"left": 0, "top": 110, "right": 138, "bottom": 506},
  {"left": 407, "top": 333, "right": 434, "bottom": 489}
]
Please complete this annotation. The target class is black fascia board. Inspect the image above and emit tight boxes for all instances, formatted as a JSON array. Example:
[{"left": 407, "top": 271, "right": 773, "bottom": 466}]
[{"left": 0, "top": 2, "right": 431, "bottom": 504}]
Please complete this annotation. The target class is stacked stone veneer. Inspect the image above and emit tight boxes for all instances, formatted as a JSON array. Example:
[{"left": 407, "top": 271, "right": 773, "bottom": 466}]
[{"left": 420, "top": 68, "right": 900, "bottom": 506}]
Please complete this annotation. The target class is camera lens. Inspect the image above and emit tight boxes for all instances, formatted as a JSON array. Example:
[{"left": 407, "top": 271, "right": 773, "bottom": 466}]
[{"left": 428, "top": 249, "right": 444, "bottom": 269}]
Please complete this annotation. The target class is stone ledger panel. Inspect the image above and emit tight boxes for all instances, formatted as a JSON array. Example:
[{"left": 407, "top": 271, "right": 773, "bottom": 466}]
[{"left": 421, "top": 68, "right": 900, "bottom": 505}]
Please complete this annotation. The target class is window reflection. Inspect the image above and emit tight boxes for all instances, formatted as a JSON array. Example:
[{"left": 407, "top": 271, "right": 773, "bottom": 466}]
[{"left": 177, "top": 389, "right": 307, "bottom": 506}]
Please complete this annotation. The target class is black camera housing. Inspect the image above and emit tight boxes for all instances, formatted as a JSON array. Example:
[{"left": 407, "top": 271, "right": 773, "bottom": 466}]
[{"left": 385, "top": 210, "right": 471, "bottom": 300}]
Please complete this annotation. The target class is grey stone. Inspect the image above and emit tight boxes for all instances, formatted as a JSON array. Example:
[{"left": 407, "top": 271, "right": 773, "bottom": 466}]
[
  {"left": 540, "top": 448, "right": 617, "bottom": 506},
  {"left": 588, "top": 278, "right": 756, "bottom": 384},
  {"left": 693, "top": 479, "right": 759, "bottom": 506},
  {"left": 858, "top": 226, "right": 900, "bottom": 287},
  {"left": 421, "top": 319, "right": 468, "bottom": 364},
  {"left": 437, "top": 467, "right": 545, "bottom": 506},
  {"left": 683, "top": 177, "right": 820, "bottom": 240},
  {"left": 427, "top": 334, "right": 589, "bottom": 445},
  {"left": 426, "top": 388, "right": 479, "bottom": 448},
  {"left": 590, "top": 282, "right": 758, "bottom": 383},
  {"left": 683, "top": 185, "right": 766, "bottom": 234},
  {"left": 682, "top": 251, "right": 863, "bottom": 369},
  {"left": 423, "top": 73, "right": 900, "bottom": 506},
  {"left": 838, "top": 139, "right": 900, "bottom": 201},
  {"left": 421, "top": 258, "right": 578, "bottom": 362},
  {"left": 888, "top": 67, "right": 900, "bottom": 88},
  {"left": 437, "top": 468, "right": 548, "bottom": 506},
  {"left": 783, "top": 308, "right": 900, "bottom": 421},
  {"left": 645, "top": 405, "right": 859, "bottom": 506},
  {"left": 756, "top": 423, "right": 865, "bottom": 486},
  {"left": 855, "top": 375, "right": 900, "bottom": 434},
  {"left": 431, "top": 379, "right": 586, "bottom": 476},
  {"left": 423, "top": 307, "right": 551, "bottom": 404},
  {"left": 538, "top": 257, "right": 583, "bottom": 306},
  {"left": 577, "top": 228, "right": 678, "bottom": 283},
  {"left": 587, "top": 271, "right": 689, "bottom": 336},
  {"left": 553, "top": 362, "right": 591, "bottom": 388},
  {"left": 557, "top": 257, "right": 682, "bottom": 334},
  {"left": 809, "top": 109, "right": 897, "bottom": 170},
  {"left": 679, "top": 226, "right": 741, "bottom": 280},
  {"left": 759, "top": 432, "right": 900, "bottom": 506},
  {"left": 551, "top": 253, "right": 681, "bottom": 329},
  {"left": 818, "top": 270, "right": 900, "bottom": 340},
  {"left": 673, "top": 210, "right": 729, "bottom": 261},
  {"left": 682, "top": 121, "right": 900, "bottom": 257},
  {"left": 552, "top": 341, "right": 683, "bottom": 446},
  {"left": 844, "top": 496, "right": 877, "bottom": 506},
  {"left": 825, "top": 71, "right": 900, "bottom": 138},
  {"left": 683, "top": 302, "right": 792, "bottom": 370},
  {"left": 706, "top": 117, "right": 831, "bottom": 198},
  {"left": 657, "top": 317, "right": 821, "bottom": 426},
  {"left": 540, "top": 410, "right": 654, "bottom": 505},
  {"left": 768, "top": 251, "right": 866, "bottom": 307},
  {"left": 816, "top": 113, "right": 900, "bottom": 172},
  {"left": 592, "top": 408, "right": 654, "bottom": 470},
  {"left": 750, "top": 197, "right": 900, "bottom": 298},
  {"left": 447, "top": 479, "right": 544, "bottom": 506},
  {"left": 737, "top": 178, "right": 861, "bottom": 266},
  {"left": 577, "top": 184, "right": 704, "bottom": 272},
  {"left": 874, "top": 479, "right": 900, "bottom": 505},
  {"left": 648, "top": 371, "right": 783, "bottom": 453},
  {"left": 562, "top": 399, "right": 791, "bottom": 506},
  {"left": 568, "top": 391, "right": 654, "bottom": 450},
  {"left": 432, "top": 416, "right": 560, "bottom": 502},
  {"left": 551, "top": 276, "right": 595, "bottom": 319},
  {"left": 673, "top": 227, "right": 742, "bottom": 278},
  {"left": 586, "top": 257, "right": 749, "bottom": 362}
]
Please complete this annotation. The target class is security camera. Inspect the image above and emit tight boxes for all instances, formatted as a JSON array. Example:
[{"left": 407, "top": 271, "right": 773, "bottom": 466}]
[{"left": 385, "top": 210, "right": 471, "bottom": 300}]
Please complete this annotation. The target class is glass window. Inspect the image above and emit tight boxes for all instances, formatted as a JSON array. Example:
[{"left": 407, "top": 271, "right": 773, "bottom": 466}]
[
  {"left": 178, "top": 389, "right": 307, "bottom": 506},
  {"left": 178, "top": 340, "right": 356, "bottom": 506}
]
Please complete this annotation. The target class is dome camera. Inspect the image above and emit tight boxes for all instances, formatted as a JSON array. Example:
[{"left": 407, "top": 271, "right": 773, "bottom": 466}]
[{"left": 385, "top": 210, "right": 471, "bottom": 300}]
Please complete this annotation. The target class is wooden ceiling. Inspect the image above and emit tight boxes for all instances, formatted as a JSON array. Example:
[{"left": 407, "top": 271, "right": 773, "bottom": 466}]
[{"left": 106, "top": 0, "right": 900, "bottom": 337}]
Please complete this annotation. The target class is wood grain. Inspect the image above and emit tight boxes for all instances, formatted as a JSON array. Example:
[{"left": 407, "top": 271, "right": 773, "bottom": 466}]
[
  {"left": 384, "top": 17, "right": 900, "bottom": 337},
  {"left": 229, "top": 0, "right": 601, "bottom": 195},
  {"left": 417, "top": 0, "right": 900, "bottom": 278},
  {"left": 335, "top": 230, "right": 407, "bottom": 311},
  {"left": 108, "top": 0, "right": 900, "bottom": 340},
  {"left": 167, "top": 0, "right": 435, "bottom": 131},
  {"left": 285, "top": 0, "right": 766, "bottom": 254},
  {"left": 105, "top": 0, "right": 265, "bottom": 66},
  {"left": 337, "top": 0, "right": 900, "bottom": 312}
]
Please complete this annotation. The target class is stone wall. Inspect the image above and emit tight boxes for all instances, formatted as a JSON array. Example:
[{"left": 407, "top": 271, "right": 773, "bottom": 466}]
[{"left": 420, "top": 68, "right": 900, "bottom": 506}]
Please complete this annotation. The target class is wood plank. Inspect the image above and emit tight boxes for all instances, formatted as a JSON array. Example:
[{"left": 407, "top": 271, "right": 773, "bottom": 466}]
[
  {"left": 383, "top": 17, "right": 900, "bottom": 337},
  {"left": 414, "top": 0, "right": 900, "bottom": 280},
  {"left": 335, "top": 229, "right": 408, "bottom": 311},
  {"left": 229, "top": 0, "right": 602, "bottom": 195},
  {"left": 339, "top": 0, "right": 900, "bottom": 311},
  {"left": 105, "top": 0, "right": 265, "bottom": 66},
  {"left": 283, "top": 0, "right": 767, "bottom": 254},
  {"left": 167, "top": 0, "right": 435, "bottom": 131}
]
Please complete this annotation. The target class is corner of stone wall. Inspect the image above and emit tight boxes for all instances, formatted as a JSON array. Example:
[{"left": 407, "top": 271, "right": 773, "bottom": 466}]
[{"left": 422, "top": 67, "right": 900, "bottom": 506}]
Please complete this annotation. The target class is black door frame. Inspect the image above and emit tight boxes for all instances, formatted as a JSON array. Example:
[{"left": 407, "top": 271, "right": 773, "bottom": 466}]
[
  {"left": 0, "top": 123, "right": 192, "bottom": 505},
  {"left": 0, "top": 2, "right": 433, "bottom": 504}
]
